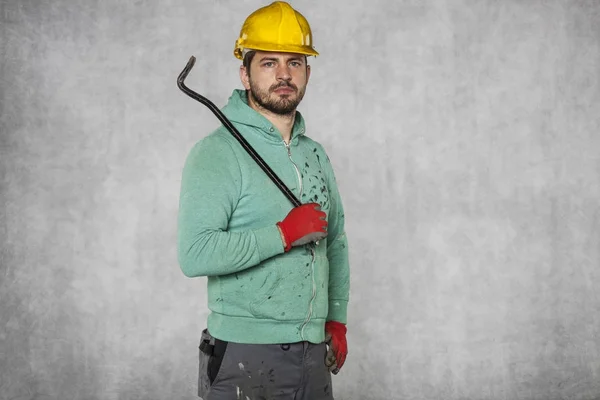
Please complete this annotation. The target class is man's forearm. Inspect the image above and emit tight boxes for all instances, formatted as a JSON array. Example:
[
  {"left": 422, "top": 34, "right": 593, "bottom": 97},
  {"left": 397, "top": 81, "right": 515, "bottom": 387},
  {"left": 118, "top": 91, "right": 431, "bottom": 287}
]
[{"left": 178, "top": 224, "right": 284, "bottom": 277}]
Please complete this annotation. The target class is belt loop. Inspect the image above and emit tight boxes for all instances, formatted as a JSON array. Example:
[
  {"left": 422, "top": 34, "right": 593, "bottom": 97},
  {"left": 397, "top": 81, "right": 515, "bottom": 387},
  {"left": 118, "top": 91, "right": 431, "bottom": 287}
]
[{"left": 280, "top": 344, "right": 290, "bottom": 351}]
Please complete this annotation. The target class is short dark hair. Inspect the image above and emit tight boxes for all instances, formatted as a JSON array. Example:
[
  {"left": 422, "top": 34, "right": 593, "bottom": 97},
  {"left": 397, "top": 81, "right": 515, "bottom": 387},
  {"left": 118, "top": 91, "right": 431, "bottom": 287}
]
[{"left": 243, "top": 51, "right": 257, "bottom": 76}]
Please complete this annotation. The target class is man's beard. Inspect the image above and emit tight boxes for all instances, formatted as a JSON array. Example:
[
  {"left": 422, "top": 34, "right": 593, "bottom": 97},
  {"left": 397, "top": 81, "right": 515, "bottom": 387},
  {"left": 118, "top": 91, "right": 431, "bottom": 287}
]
[{"left": 248, "top": 80, "right": 306, "bottom": 116}]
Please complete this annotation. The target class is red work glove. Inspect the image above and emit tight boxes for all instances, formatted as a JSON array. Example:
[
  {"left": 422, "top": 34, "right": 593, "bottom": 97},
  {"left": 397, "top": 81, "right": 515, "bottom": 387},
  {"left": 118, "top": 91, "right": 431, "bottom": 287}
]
[
  {"left": 324, "top": 321, "right": 347, "bottom": 374},
  {"left": 276, "top": 203, "right": 327, "bottom": 252}
]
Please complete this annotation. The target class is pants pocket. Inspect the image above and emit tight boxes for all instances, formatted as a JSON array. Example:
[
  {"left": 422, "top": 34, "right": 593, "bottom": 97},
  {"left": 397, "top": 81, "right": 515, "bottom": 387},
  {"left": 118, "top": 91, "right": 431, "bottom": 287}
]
[
  {"left": 198, "top": 348, "right": 210, "bottom": 397},
  {"left": 207, "top": 337, "right": 228, "bottom": 385},
  {"left": 198, "top": 329, "right": 229, "bottom": 399}
]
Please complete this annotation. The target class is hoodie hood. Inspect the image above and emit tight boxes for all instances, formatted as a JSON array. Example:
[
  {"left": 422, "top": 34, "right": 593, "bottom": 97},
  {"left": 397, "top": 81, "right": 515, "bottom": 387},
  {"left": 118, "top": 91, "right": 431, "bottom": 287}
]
[{"left": 221, "top": 89, "right": 307, "bottom": 145}]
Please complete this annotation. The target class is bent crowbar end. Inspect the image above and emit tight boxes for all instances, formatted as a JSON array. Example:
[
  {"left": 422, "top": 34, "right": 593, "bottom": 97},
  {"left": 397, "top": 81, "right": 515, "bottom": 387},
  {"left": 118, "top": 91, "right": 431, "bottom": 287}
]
[{"left": 177, "top": 55, "right": 196, "bottom": 89}]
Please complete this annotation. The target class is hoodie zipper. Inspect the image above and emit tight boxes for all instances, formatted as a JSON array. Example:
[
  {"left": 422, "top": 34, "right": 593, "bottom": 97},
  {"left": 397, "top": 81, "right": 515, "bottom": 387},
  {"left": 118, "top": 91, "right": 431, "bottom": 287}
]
[
  {"left": 283, "top": 140, "right": 317, "bottom": 341},
  {"left": 300, "top": 248, "right": 317, "bottom": 340},
  {"left": 284, "top": 141, "right": 303, "bottom": 198}
]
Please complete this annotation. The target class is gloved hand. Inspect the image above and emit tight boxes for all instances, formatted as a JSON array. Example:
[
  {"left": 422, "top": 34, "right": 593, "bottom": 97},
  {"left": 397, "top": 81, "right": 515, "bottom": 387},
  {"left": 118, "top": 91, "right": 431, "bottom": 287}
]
[
  {"left": 276, "top": 203, "right": 327, "bottom": 252},
  {"left": 324, "top": 321, "right": 347, "bottom": 374}
]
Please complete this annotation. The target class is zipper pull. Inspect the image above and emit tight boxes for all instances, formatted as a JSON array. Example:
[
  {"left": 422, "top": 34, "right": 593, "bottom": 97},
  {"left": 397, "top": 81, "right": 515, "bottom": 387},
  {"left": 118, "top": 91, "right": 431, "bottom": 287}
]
[{"left": 284, "top": 140, "right": 291, "bottom": 155}]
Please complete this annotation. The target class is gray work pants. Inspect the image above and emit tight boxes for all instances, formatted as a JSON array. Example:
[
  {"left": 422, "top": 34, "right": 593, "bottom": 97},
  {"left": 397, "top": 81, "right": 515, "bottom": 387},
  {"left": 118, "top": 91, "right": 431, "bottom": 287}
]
[{"left": 198, "top": 329, "right": 335, "bottom": 400}]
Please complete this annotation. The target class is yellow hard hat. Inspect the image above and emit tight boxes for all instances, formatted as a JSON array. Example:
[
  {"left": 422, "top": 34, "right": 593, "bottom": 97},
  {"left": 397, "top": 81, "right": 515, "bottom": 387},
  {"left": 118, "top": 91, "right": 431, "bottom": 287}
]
[{"left": 233, "top": 1, "right": 319, "bottom": 60}]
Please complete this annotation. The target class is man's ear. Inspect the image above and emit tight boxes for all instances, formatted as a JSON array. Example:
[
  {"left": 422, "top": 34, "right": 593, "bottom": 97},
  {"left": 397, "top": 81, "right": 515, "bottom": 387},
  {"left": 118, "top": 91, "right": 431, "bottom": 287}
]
[
  {"left": 306, "top": 64, "right": 311, "bottom": 83},
  {"left": 239, "top": 65, "right": 251, "bottom": 90}
]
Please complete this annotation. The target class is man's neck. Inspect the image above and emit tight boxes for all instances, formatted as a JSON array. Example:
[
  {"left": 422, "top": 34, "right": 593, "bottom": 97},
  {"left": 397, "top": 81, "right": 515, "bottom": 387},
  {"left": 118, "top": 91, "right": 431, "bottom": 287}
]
[{"left": 248, "top": 94, "right": 296, "bottom": 144}]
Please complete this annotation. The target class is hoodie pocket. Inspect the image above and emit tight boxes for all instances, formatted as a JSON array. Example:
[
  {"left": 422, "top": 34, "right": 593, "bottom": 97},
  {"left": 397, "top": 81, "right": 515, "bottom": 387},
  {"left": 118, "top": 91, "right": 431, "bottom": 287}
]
[
  {"left": 248, "top": 267, "right": 284, "bottom": 318},
  {"left": 248, "top": 252, "right": 321, "bottom": 321}
]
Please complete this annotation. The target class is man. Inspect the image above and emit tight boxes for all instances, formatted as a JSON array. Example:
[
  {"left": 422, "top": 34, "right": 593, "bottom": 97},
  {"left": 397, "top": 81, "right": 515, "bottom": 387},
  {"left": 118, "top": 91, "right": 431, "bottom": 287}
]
[{"left": 177, "top": 2, "right": 350, "bottom": 399}]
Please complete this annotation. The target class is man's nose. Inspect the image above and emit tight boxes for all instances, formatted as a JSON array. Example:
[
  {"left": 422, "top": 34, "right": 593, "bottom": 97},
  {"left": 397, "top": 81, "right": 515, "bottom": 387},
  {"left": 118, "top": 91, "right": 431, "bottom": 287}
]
[{"left": 276, "top": 64, "right": 292, "bottom": 80}]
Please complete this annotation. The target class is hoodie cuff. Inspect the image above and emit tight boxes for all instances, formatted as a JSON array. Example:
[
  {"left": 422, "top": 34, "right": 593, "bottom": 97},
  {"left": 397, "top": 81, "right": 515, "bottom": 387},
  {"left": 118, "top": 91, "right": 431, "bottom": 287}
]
[
  {"left": 327, "top": 300, "right": 348, "bottom": 324},
  {"left": 254, "top": 224, "right": 285, "bottom": 261}
]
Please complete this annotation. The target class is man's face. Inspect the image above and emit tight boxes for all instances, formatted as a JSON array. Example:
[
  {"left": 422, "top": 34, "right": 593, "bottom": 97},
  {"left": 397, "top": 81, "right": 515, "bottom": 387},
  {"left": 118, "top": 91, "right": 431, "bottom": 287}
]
[{"left": 240, "top": 51, "right": 311, "bottom": 116}]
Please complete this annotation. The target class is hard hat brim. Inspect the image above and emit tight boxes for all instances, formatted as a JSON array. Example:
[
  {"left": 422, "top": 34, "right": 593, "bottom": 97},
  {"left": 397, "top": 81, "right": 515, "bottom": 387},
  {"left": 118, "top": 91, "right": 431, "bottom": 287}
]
[{"left": 234, "top": 42, "right": 319, "bottom": 60}]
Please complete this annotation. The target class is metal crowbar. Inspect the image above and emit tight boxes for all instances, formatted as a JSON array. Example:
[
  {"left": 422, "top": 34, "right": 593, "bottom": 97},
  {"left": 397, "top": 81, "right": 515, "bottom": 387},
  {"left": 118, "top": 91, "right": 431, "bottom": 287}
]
[{"left": 177, "top": 55, "right": 302, "bottom": 208}]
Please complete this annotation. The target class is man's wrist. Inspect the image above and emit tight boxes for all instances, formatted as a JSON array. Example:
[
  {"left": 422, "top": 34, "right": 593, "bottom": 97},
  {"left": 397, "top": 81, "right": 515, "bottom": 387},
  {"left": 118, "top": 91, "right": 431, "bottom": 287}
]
[{"left": 276, "top": 223, "right": 287, "bottom": 250}]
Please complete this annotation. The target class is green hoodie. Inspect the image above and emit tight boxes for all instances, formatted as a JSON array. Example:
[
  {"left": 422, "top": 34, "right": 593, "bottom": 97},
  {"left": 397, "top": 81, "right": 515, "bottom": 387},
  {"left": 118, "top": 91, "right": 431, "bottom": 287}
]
[{"left": 177, "top": 89, "right": 350, "bottom": 344}]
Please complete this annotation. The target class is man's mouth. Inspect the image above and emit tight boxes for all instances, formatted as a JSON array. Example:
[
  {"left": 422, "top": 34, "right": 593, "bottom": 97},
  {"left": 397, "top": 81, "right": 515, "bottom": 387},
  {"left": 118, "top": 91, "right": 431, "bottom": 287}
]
[{"left": 273, "top": 84, "right": 296, "bottom": 94}]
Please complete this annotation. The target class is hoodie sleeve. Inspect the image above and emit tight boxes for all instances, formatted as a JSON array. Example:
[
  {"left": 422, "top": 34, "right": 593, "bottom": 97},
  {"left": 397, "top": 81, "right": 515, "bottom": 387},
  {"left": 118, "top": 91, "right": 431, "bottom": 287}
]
[
  {"left": 177, "top": 134, "right": 285, "bottom": 277},
  {"left": 317, "top": 144, "right": 350, "bottom": 324}
]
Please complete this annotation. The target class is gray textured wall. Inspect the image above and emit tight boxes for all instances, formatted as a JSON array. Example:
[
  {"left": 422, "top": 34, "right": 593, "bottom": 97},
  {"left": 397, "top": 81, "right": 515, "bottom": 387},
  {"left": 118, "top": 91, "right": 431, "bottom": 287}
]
[{"left": 1, "top": 0, "right": 599, "bottom": 399}]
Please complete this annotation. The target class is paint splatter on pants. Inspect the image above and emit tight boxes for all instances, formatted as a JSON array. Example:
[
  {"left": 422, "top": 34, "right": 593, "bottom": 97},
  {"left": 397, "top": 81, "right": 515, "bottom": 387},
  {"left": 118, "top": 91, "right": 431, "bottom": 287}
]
[{"left": 198, "top": 329, "right": 334, "bottom": 400}]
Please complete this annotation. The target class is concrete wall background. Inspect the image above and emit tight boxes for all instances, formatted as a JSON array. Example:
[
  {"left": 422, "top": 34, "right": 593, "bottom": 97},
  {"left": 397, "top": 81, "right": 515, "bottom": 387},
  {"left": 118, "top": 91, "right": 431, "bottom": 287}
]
[{"left": 1, "top": 0, "right": 599, "bottom": 399}]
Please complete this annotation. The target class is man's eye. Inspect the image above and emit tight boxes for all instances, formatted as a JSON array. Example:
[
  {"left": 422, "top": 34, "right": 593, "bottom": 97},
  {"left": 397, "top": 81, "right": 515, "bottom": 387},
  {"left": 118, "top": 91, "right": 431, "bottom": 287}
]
[{"left": 264, "top": 62, "right": 275, "bottom": 67}]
